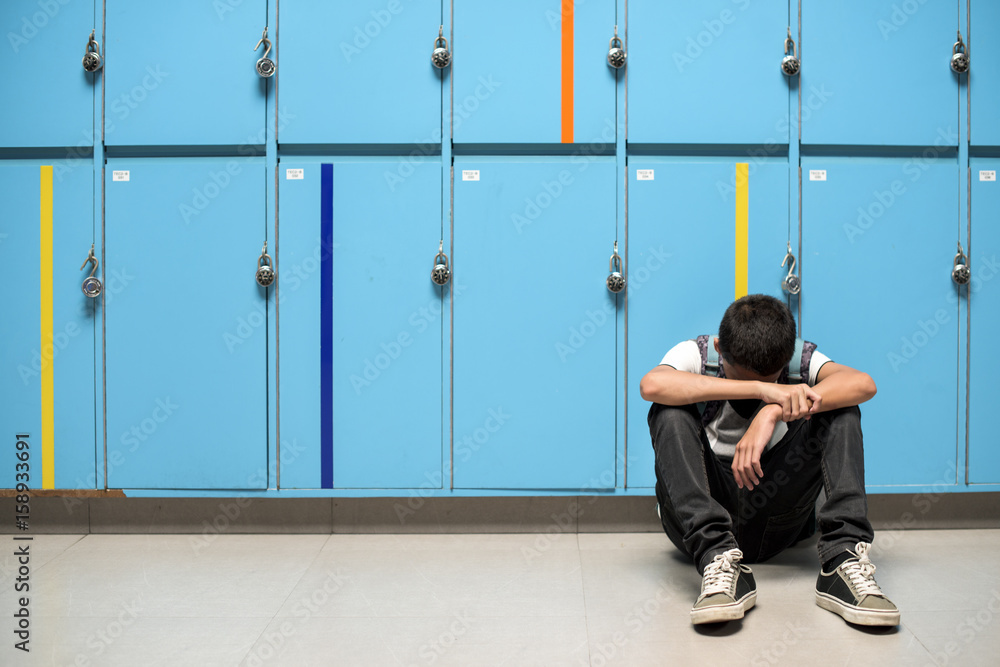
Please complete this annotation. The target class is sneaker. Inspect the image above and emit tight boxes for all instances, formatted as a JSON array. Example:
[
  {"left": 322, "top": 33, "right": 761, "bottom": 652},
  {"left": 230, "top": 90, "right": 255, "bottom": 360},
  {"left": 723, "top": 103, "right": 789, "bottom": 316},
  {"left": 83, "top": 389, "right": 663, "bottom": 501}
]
[
  {"left": 691, "top": 548, "right": 757, "bottom": 624},
  {"left": 815, "top": 542, "right": 900, "bottom": 626}
]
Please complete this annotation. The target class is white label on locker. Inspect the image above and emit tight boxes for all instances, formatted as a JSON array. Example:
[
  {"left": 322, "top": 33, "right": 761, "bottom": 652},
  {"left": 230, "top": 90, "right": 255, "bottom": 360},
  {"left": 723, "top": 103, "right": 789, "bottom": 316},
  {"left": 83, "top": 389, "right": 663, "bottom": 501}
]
[
  {"left": 809, "top": 170, "right": 827, "bottom": 181},
  {"left": 286, "top": 169, "right": 304, "bottom": 180},
  {"left": 980, "top": 170, "right": 997, "bottom": 182},
  {"left": 112, "top": 170, "right": 130, "bottom": 182},
  {"left": 462, "top": 170, "right": 480, "bottom": 181},
  {"left": 636, "top": 169, "right": 655, "bottom": 181}
]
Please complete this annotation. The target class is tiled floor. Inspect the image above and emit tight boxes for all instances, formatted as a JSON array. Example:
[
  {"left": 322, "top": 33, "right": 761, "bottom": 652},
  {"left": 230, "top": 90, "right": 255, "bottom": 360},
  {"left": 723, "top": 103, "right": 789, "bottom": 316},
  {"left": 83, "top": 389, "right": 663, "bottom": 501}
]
[{"left": 1, "top": 529, "right": 996, "bottom": 666}]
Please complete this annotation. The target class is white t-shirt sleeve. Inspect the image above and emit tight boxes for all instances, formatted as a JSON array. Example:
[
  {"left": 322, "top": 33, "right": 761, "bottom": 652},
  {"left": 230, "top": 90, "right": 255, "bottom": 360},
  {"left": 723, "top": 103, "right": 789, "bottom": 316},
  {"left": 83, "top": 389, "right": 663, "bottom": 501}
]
[
  {"left": 659, "top": 340, "right": 701, "bottom": 374},
  {"left": 807, "top": 350, "right": 832, "bottom": 386}
]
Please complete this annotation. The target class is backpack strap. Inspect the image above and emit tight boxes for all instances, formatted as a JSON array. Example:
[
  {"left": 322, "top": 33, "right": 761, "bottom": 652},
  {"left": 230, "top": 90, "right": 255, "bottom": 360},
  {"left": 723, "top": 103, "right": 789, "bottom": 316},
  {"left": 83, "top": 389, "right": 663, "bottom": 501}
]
[
  {"left": 786, "top": 339, "right": 818, "bottom": 384},
  {"left": 695, "top": 335, "right": 724, "bottom": 426}
]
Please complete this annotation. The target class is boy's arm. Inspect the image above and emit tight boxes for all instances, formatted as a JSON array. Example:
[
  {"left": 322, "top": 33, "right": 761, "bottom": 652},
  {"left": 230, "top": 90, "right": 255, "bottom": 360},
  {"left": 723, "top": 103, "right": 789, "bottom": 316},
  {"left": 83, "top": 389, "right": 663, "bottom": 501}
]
[
  {"left": 807, "top": 362, "right": 877, "bottom": 411},
  {"left": 639, "top": 365, "right": 765, "bottom": 405}
]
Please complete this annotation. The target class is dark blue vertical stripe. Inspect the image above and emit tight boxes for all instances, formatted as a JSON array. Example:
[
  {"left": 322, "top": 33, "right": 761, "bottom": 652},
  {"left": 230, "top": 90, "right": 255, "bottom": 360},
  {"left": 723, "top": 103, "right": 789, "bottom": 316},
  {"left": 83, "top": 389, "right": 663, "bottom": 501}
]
[{"left": 320, "top": 164, "right": 334, "bottom": 489}]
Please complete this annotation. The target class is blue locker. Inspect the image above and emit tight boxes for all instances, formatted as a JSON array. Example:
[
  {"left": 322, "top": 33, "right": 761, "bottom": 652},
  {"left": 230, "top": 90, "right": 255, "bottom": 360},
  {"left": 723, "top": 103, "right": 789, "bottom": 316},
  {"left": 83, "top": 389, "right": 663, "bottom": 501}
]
[
  {"left": 453, "top": 159, "right": 617, "bottom": 489},
  {"left": 104, "top": 0, "right": 267, "bottom": 146},
  {"left": 104, "top": 158, "right": 268, "bottom": 489},
  {"left": 627, "top": 160, "right": 789, "bottom": 488},
  {"left": 969, "top": 159, "right": 1000, "bottom": 483},
  {"left": 801, "top": 1, "right": 959, "bottom": 146},
  {"left": 801, "top": 158, "right": 958, "bottom": 486},
  {"left": 971, "top": 0, "right": 1000, "bottom": 147},
  {"left": 453, "top": 1, "right": 616, "bottom": 144},
  {"left": 1, "top": 0, "right": 95, "bottom": 147},
  {"left": 0, "top": 162, "right": 96, "bottom": 490},
  {"left": 280, "top": 2, "right": 442, "bottom": 145},
  {"left": 278, "top": 160, "right": 443, "bottom": 489},
  {"left": 628, "top": 0, "right": 790, "bottom": 146}
]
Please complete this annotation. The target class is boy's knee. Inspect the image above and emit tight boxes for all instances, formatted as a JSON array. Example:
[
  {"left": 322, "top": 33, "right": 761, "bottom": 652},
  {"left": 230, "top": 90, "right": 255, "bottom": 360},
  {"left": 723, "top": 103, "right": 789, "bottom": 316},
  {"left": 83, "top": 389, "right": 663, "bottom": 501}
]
[{"left": 647, "top": 403, "right": 700, "bottom": 432}]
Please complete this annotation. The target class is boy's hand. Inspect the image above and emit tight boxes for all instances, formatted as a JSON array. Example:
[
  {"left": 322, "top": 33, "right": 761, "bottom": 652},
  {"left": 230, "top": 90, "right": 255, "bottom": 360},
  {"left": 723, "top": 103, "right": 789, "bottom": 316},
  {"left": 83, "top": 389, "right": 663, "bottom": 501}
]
[
  {"left": 732, "top": 404, "right": 782, "bottom": 490},
  {"left": 757, "top": 382, "right": 822, "bottom": 422}
]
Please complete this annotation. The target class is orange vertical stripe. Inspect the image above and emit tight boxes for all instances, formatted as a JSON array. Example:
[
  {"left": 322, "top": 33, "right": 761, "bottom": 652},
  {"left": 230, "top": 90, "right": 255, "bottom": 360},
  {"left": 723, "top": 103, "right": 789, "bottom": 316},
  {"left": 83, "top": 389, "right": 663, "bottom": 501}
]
[{"left": 561, "top": 0, "right": 574, "bottom": 143}]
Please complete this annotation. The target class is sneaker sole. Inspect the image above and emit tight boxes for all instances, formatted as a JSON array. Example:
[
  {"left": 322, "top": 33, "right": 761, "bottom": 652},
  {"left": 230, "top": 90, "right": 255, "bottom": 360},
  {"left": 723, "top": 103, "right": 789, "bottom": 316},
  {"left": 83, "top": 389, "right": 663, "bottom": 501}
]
[
  {"left": 691, "top": 591, "right": 756, "bottom": 625},
  {"left": 815, "top": 591, "right": 900, "bottom": 626}
]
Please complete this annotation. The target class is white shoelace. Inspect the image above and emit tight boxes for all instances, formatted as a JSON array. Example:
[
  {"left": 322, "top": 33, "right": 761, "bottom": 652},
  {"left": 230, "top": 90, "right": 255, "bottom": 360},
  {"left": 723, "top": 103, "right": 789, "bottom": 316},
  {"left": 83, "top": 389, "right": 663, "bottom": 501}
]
[
  {"left": 702, "top": 548, "right": 743, "bottom": 596},
  {"left": 841, "top": 542, "right": 885, "bottom": 597}
]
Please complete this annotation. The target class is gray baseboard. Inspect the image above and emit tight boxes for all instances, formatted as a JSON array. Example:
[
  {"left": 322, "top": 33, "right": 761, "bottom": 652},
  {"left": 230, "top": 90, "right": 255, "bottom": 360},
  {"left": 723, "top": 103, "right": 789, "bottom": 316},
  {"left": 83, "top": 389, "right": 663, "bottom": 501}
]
[{"left": 2, "top": 493, "right": 999, "bottom": 534}]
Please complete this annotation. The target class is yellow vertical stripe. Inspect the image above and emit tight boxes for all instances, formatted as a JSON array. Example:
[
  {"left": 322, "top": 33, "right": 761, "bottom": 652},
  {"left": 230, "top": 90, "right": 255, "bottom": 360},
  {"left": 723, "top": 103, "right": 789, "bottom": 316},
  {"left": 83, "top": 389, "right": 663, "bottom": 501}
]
[
  {"left": 40, "top": 166, "right": 54, "bottom": 489},
  {"left": 735, "top": 163, "right": 749, "bottom": 300}
]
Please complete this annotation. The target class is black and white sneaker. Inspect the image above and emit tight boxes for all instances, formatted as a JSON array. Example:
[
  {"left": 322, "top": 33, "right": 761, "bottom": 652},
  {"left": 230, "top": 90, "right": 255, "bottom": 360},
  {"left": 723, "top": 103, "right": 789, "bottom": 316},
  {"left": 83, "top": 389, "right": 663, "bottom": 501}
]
[
  {"left": 816, "top": 542, "right": 899, "bottom": 626},
  {"left": 691, "top": 548, "right": 757, "bottom": 625}
]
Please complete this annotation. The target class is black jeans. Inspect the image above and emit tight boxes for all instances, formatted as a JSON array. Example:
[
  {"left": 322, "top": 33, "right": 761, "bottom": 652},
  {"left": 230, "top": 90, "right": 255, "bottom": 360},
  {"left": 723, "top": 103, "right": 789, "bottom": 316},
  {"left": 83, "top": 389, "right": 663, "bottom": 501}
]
[{"left": 650, "top": 402, "right": 874, "bottom": 574}]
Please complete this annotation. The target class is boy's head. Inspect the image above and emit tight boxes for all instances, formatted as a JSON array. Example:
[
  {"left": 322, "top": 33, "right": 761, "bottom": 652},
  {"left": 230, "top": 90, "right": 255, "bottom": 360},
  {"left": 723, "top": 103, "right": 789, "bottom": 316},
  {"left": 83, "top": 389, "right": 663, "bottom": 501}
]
[{"left": 717, "top": 294, "right": 796, "bottom": 377}]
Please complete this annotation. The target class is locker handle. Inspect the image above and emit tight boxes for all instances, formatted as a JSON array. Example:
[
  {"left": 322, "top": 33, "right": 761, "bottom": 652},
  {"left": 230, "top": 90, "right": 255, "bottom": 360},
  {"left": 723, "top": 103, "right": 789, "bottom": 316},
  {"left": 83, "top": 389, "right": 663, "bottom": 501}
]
[
  {"left": 606, "top": 241, "right": 625, "bottom": 293},
  {"left": 952, "top": 242, "right": 971, "bottom": 285},
  {"left": 79, "top": 244, "right": 102, "bottom": 298},
  {"left": 431, "top": 241, "right": 451, "bottom": 286},
  {"left": 781, "top": 243, "right": 800, "bottom": 295}
]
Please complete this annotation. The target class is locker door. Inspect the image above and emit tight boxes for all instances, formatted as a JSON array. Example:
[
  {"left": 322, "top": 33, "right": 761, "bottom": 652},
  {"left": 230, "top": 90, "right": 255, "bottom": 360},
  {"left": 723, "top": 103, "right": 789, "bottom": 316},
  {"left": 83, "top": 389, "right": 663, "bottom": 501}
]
[
  {"left": 627, "top": 160, "right": 789, "bottom": 488},
  {"left": 104, "top": 158, "right": 267, "bottom": 489},
  {"left": 280, "top": 2, "right": 442, "bottom": 145},
  {"left": 0, "top": 162, "right": 96, "bottom": 489},
  {"left": 104, "top": 0, "right": 267, "bottom": 146},
  {"left": 278, "top": 160, "right": 443, "bottom": 489},
  {"left": 628, "top": 0, "right": 790, "bottom": 146},
  {"left": 970, "top": 0, "right": 1000, "bottom": 147},
  {"left": 802, "top": 158, "right": 958, "bottom": 486},
  {"left": 452, "top": 1, "right": 617, "bottom": 145},
  {"left": 453, "top": 159, "right": 617, "bottom": 489},
  {"left": 969, "top": 159, "right": 1000, "bottom": 483},
  {"left": 801, "top": 0, "right": 959, "bottom": 146},
  {"left": 1, "top": 0, "right": 95, "bottom": 147}
]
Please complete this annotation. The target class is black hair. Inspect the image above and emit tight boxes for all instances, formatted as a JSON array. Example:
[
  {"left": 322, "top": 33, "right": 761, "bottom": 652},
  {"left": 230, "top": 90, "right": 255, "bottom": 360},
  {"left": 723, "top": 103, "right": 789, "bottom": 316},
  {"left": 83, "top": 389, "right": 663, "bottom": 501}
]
[{"left": 717, "top": 294, "right": 796, "bottom": 376}]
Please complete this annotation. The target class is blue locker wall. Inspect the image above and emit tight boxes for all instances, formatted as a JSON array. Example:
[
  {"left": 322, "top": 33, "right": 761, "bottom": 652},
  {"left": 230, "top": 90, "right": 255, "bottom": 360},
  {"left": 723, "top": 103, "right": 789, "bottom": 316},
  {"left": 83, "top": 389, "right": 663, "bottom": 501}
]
[
  {"left": 453, "top": 158, "right": 618, "bottom": 489},
  {"left": 969, "top": 158, "right": 1000, "bottom": 483},
  {"left": 104, "top": 158, "right": 268, "bottom": 489},
  {"left": 1, "top": 0, "right": 96, "bottom": 148},
  {"left": 0, "top": 162, "right": 96, "bottom": 490},
  {"left": 2, "top": 1, "right": 997, "bottom": 497},
  {"left": 278, "top": 159, "right": 444, "bottom": 489}
]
